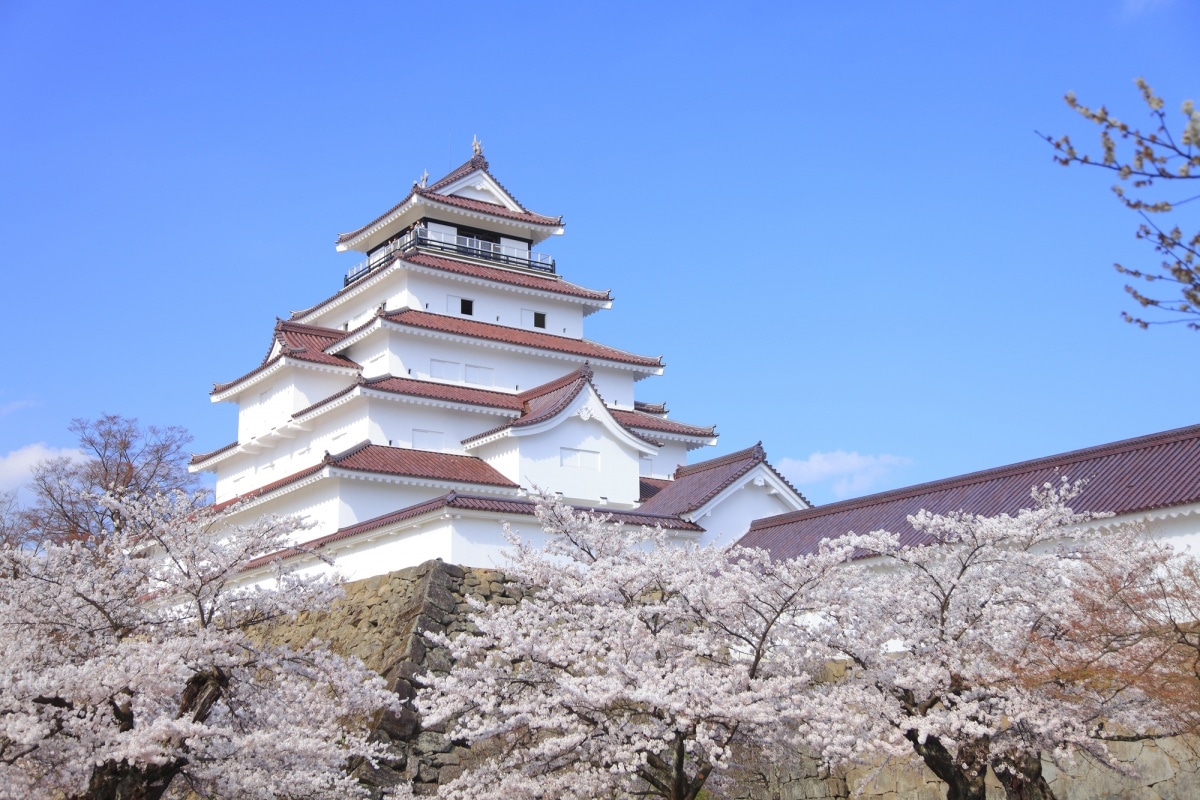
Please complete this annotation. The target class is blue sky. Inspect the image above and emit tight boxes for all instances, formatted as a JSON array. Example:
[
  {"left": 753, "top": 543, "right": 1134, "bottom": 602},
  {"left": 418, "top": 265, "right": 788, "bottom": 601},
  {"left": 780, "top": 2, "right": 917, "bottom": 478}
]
[{"left": 1, "top": 0, "right": 1197, "bottom": 505}]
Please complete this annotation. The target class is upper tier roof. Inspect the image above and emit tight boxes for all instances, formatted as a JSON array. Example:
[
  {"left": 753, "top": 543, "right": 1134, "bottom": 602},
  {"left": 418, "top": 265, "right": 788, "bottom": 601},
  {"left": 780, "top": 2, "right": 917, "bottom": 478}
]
[
  {"left": 638, "top": 443, "right": 809, "bottom": 517},
  {"left": 289, "top": 250, "right": 611, "bottom": 325},
  {"left": 371, "top": 308, "right": 664, "bottom": 370},
  {"left": 213, "top": 441, "right": 518, "bottom": 511},
  {"left": 212, "top": 320, "right": 357, "bottom": 396},
  {"left": 738, "top": 423, "right": 1200, "bottom": 560},
  {"left": 335, "top": 154, "right": 563, "bottom": 253}
]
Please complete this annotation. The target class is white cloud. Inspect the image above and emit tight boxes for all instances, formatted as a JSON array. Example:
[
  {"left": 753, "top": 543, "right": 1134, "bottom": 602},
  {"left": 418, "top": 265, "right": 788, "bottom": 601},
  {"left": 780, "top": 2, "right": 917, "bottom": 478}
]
[
  {"left": 777, "top": 450, "right": 913, "bottom": 500},
  {"left": 0, "top": 443, "right": 86, "bottom": 496}
]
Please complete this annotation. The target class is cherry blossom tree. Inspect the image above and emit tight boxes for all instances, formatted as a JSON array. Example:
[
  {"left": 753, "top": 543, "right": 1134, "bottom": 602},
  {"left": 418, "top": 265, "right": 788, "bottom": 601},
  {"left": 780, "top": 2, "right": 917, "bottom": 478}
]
[
  {"left": 0, "top": 489, "right": 398, "bottom": 800},
  {"left": 1044, "top": 79, "right": 1200, "bottom": 330},
  {"left": 807, "top": 482, "right": 1183, "bottom": 800},
  {"left": 409, "top": 499, "right": 852, "bottom": 800}
]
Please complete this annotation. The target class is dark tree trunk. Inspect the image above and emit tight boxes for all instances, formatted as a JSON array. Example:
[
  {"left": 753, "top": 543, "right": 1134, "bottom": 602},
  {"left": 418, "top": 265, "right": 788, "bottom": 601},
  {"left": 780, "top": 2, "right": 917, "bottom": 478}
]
[
  {"left": 994, "top": 751, "right": 1057, "bottom": 800},
  {"left": 76, "top": 758, "right": 185, "bottom": 800},
  {"left": 905, "top": 731, "right": 989, "bottom": 800},
  {"left": 74, "top": 667, "right": 228, "bottom": 800}
]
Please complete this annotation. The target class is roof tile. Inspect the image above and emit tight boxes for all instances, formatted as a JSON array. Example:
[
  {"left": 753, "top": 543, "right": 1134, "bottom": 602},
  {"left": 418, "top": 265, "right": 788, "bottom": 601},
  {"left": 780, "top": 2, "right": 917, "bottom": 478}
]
[
  {"left": 380, "top": 308, "right": 662, "bottom": 369},
  {"left": 739, "top": 423, "right": 1200, "bottom": 560}
]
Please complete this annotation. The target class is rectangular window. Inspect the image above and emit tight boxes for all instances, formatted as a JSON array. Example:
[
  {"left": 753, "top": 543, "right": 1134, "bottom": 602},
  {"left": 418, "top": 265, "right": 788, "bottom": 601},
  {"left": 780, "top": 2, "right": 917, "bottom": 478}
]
[
  {"left": 561, "top": 447, "right": 600, "bottom": 470},
  {"left": 449, "top": 296, "right": 474, "bottom": 316},
  {"left": 465, "top": 364, "right": 494, "bottom": 386},
  {"left": 640, "top": 456, "right": 654, "bottom": 476},
  {"left": 521, "top": 308, "right": 547, "bottom": 329},
  {"left": 413, "top": 429, "right": 444, "bottom": 452},
  {"left": 430, "top": 359, "right": 462, "bottom": 381}
]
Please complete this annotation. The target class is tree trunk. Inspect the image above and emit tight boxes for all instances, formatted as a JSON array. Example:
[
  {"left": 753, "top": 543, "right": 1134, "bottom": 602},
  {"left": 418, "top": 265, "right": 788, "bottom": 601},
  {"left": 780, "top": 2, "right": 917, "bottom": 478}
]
[
  {"left": 75, "top": 667, "right": 228, "bottom": 800},
  {"left": 905, "top": 731, "right": 989, "bottom": 800},
  {"left": 994, "top": 751, "right": 1057, "bottom": 800},
  {"left": 74, "top": 758, "right": 184, "bottom": 800}
]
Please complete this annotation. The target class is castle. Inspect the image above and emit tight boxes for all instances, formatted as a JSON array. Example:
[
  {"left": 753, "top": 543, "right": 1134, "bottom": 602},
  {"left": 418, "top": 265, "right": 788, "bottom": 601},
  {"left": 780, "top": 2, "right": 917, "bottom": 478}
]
[{"left": 190, "top": 143, "right": 809, "bottom": 579}]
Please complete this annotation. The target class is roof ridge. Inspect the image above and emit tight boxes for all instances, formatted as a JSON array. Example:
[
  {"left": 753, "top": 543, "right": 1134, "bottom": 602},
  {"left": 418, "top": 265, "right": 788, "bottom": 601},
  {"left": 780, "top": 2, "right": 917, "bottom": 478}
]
[
  {"left": 517, "top": 364, "right": 592, "bottom": 402},
  {"left": 751, "top": 423, "right": 1200, "bottom": 531},
  {"left": 675, "top": 442, "right": 765, "bottom": 477},
  {"left": 426, "top": 155, "right": 489, "bottom": 193}
]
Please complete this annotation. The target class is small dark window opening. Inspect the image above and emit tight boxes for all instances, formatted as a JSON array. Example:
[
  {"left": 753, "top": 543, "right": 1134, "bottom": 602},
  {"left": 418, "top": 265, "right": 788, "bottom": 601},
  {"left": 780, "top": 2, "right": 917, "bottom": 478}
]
[
  {"left": 533, "top": 312, "right": 547, "bottom": 329},
  {"left": 460, "top": 298, "right": 474, "bottom": 316}
]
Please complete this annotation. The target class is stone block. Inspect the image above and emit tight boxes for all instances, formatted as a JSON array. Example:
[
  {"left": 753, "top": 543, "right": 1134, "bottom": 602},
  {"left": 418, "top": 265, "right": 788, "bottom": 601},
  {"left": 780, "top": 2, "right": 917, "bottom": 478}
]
[
  {"left": 415, "top": 731, "right": 452, "bottom": 754},
  {"left": 378, "top": 707, "right": 420, "bottom": 740}
]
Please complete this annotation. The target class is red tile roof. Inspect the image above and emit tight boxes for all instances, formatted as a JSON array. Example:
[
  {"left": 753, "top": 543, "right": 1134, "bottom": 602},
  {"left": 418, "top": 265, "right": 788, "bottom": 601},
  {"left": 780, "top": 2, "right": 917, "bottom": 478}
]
[
  {"left": 190, "top": 440, "right": 237, "bottom": 466},
  {"left": 379, "top": 308, "right": 663, "bottom": 369},
  {"left": 330, "top": 442, "right": 517, "bottom": 488},
  {"left": 738, "top": 423, "right": 1200, "bottom": 560},
  {"left": 212, "top": 321, "right": 357, "bottom": 395},
  {"left": 400, "top": 252, "right": 610, "bottom": 301},
  {"left": 634, "top": 401, "right": 668, "bottom": 415},
  {"left": 610, "top": 408, "right": 716, "bottom": 439},
  {"left": 640, "top": 477, "right": 672, "bottom": 502},
  {"left": 212, "top": 441, "right": 516, "bottom": 512},
  {"left": 361, "top": 375, "right": 523, "bottom": 411},
  {"left": 637, "top": 443, "right": 808, "bottom": 517},
  {"left": 461, "top": 367, "right": 660, "bottom": 447},
  {"left": 334, "top": 156, "right": 561, "bottom": 246},
  {"left": 419, "top": 191, "right": 561, "bottom": 226},
  {"left": 240, "top": 490, "right": 702, "bottom": 571}
]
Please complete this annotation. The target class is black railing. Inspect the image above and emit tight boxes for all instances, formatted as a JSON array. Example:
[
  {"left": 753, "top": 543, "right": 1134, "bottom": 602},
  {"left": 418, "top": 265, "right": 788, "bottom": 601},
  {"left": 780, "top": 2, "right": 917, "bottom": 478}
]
[{"left": 345, "top": 228, "right": 555, "bottom": 286}]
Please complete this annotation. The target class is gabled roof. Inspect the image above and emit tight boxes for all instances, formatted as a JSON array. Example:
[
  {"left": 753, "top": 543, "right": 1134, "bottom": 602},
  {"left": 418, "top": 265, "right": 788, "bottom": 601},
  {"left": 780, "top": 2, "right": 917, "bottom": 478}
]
[
  {"left": 240, "top": 491, "right": 703, "bottom": 572},
  {"left": 374, "top": 308, "right": 663, "bottom": 370},
  {"left": 211, "top": 320, "right": 357, "bottom": 396},
  {"left": 610, "top": 408, "right": 716, "bottom": 440},
  {"left": 738, "top": 423, "right": 1200, "bottom": 560},
  {"left": 461, "top": 366, "right": 658, "bottom": 449},
  {"left": 637, "top": 443, "right": 809, "bottom": 517},
  {"left": 334, "top": 155, "right": 562, "bottom": 248},
  {"left": 213, "top": 441, "right": 517, "bottom": 512}
]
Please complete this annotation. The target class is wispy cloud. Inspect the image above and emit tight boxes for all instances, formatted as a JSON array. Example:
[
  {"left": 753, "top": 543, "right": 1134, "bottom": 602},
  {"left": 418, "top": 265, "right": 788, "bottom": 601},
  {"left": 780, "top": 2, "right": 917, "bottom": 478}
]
[
  {"left": 1121, "top": 0, "right": 1173, "bottom": 18},
  {"left": 777, "top": 450, "right": 913, "bottom": 500},
  {"left": 0, "top": 398, "right": 36, "bottom": 417},
  {"left": 0, "top": 443, "right": 86, "bottom": 496}
]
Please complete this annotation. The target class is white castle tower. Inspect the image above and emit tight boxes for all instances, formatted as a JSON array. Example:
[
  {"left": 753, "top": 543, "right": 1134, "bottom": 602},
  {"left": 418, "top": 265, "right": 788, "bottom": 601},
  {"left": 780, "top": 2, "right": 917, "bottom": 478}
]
[{"left": 191, "top": 144, "right": 809, "bottom": 579}]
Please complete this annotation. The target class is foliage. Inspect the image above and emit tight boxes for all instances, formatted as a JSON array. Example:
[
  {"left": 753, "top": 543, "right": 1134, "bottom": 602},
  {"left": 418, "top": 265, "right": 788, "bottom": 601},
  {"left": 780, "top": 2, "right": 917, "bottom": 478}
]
[
  {"left": 808, "top": 481, "right": 1182, "bottom": 800},
  {"left": 18, "top": 414, "right": 199, "bottom": 545},
  {"left": 408, "top": 499, "right": 852, "bottom": 800},
  {"left": 1044, "top": 78, "right": 1200, "bottom": 330},
  {"left": 0, "top": 489, "right": 398, "bottom": 800}
]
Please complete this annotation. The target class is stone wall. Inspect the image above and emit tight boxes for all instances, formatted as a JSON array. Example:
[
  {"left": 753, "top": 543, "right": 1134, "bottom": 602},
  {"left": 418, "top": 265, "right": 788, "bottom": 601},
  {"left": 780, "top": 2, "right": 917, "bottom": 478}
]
[{"left": 266, "top": 561, "right": 1200, "bottom": 800}]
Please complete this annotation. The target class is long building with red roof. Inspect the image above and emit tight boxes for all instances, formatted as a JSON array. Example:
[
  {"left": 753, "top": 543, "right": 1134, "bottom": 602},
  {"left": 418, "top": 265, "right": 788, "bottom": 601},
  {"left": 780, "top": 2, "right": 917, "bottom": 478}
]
[{"left": 192, "top": 144, "right": 809, "bottom": 578}]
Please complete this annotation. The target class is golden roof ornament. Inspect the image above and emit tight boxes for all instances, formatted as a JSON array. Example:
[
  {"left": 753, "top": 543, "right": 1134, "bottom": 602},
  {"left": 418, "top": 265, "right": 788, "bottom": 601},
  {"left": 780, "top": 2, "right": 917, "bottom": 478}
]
[
  {"left": 472, "top": 135, "right": 484, "bottom": 157},
  {"left": 419, "top": 169, "right": 428, "bottom": 188}
]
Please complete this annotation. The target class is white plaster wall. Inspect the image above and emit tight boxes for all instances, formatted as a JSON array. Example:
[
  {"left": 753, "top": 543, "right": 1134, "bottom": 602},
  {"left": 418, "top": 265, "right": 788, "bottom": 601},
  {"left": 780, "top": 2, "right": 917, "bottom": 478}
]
[
  {"left": 219, "top": 479, "right": 342, "bottom": 542},
  {"left": 518, "top": 416, "right": 642, "bottom": 507},
  {"left": 335, "top": 479, "right": 445, "bottom": 529},
  {"left": 320, "top": 521, "right": 456, "bottom": 582},
  {"left": 448, "top": 515, "right": 552, "bottom": 570},
  {"left": 363, "top": 397, "right": 507, "bottom": 454},
  {"left": 302, "top": 269, "right": 409, "bottom": 330},
  {"left": 590, "top": 365, "right": 638, "bottom": 410},
  {"left": 236, "top": 377, "right": 295, "bottom": 442},
  {"left": 405, "top": 272, "right": 585, "bottom": 338},
  {"left": 476, "top": 439, "right": 521, "bottom": 484},
  {"left": 291, "top": 371, "right": 357, "bottom": 413},
  {"left": 643, "top": 441, "right": 689, "bottom": 479},
  {"left": 381, "top": 330, "right": 639, "bottom": 401},
  {"left": 693, "top": 482, "right": 801, "bottom": 548}
]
